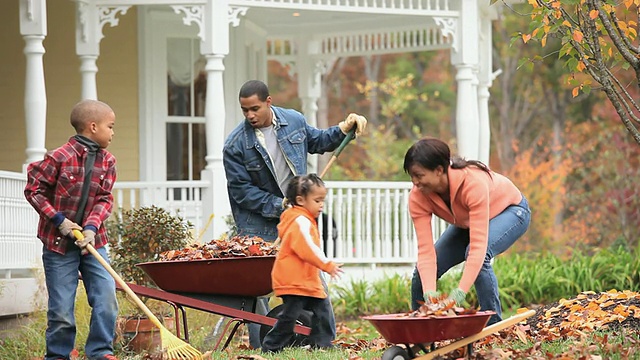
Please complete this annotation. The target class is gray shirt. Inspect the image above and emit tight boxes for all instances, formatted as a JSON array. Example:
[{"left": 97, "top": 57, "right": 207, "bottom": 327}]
[{"left": 257, "top": 124, "right": 294, "bottom": 195}]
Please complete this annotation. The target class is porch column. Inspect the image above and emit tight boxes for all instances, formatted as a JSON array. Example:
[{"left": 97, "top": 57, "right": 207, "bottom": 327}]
[
  {"left": 451, "top": 0, "right": 480, "bottom": 160},
  {"left": 20, "top": 0, "right": 48, "bottom": 169},
  {"left": 477, "top": 12, "right": 493, "bottom": 165},
  {"left": 75, "top": 4, "right": 130, "bottom": 100},
  {"left": 75, "top": 2, "right": 100, "bottom": 100},
  {"left": 200, "top": 0, "right": 230, "bottom": 241},
  {"left": 297, "top": 38, "right": 322, "bottom": 173}
]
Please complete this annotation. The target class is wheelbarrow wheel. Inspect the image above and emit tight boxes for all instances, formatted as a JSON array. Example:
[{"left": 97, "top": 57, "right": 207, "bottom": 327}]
[
  {"left": 259, "top": 304, "right": 313, "bottom": 347},
  {"left": 382, "top": 345, "right": 411, "bottom": 360}
]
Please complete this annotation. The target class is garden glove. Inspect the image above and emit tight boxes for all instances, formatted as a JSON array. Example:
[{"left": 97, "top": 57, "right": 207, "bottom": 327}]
[
  {"left": 58, "top": 218, "right": 82, "bottom": 238},
  {"left": 447, "top": 288, "right": 467, "bottom": 306},
  {"left": 423, "top": 290, "right": 442, "bottom": 304},
  {"left": 75, "top": 229, "right": 96, "bottom": 256},
  {"left": 338, "top": 113, "right": 368, "bottom": 137}
]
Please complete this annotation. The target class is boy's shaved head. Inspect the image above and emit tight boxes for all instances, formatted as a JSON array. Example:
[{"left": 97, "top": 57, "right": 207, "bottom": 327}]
[{"left": 70, "top": 100, "right": 114, "bottom": 132}]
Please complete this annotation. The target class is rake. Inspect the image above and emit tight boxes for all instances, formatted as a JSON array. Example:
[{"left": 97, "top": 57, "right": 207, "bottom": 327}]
[
  {"left": 73, "top": 230, "right": 203, "bottom": 360},
  {"left": 319, "top": 127, "right": 356, "bottom": 178}
]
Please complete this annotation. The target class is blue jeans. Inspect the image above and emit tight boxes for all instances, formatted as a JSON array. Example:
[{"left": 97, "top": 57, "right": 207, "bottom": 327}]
[
  {"left": 42, "top": 245, "right": 118, "bottom": 360},
  {"left": 251, "top": 272, "right": 336, "bottom": 349},
  {"left": 411, "top": 196, "right": 531, "bottom": 325}
]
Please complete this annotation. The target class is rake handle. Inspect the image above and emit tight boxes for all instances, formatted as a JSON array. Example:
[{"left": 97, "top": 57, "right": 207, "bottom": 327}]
[
  {"left": 320, "top": 127, "right": 356, "bottom": 178},
  {"left": 72, "top": 230, "right": 164, "bottom": 329}
]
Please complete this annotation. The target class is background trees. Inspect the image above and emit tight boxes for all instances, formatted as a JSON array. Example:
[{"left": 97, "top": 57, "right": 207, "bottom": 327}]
[{"left": 267, "top": 3, "right": 639, "bottom": 254}]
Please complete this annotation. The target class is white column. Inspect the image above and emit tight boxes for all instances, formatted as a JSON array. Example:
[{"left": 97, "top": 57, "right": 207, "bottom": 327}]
[
  {"left": 477, "top": 13, "right": 492, "bottom": 165},
  {"left": 450, "top": 0, "right": 480, "bottom": 160},
  {"left": 200, "top": 0, "right": 230, "bottom": 240},
  {"left": 20, "top": 0, "right": 48, "bottom": 169},
  {"left": 75, "top": 2, "right": 100, "bottom": 100},
  {"left": 200, "top": 54, "right": 230, "bottom": 241},
  {"left": 75, "top": 4, "right": 129, "bottom": 100},
  {"left": 455, "top": 65, "right": 479, "bottom": 160},
  {"left": 79, "top": 55, "right": 98, "bottom": 100},
  {"left": 297, "top": 38, "right": 322, "bottom": 173}
]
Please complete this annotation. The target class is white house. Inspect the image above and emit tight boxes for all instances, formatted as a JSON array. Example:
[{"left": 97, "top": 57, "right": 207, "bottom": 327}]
[{"left": 0, "top": 0, "right": 501, "bottom": 316}]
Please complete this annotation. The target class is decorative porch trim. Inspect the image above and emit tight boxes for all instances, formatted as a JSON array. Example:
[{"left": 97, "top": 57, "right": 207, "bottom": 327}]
[
  {"left": 98, "top": 6, "right": 130, "bottom": 40},
  {"left": 77, "top": 3, "right": 131, "bottom": 43},
  {"left": 228, "top": 6, "right": 248, "bottom": 27},
  {"left": 433, "top": 16, "right": 457, "bottom": 52},
  {"left": 171, "top": 5, "right": 205, "bottom": 40}
]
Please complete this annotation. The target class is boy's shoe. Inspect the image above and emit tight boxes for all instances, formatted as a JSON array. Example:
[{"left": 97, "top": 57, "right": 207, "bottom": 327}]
[{"left": 95, "top": 355, "right": 118, "bottom": 360}]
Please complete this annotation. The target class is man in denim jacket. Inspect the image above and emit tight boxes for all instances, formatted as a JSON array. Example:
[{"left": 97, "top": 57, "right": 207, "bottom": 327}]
[{"left": 223, "top": 80, "right": 366, "bottom": 349}]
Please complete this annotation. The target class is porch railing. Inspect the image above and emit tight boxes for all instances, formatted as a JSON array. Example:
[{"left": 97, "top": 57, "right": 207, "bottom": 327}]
[
  {"left": 1, "top": 173, "right": 446, "bottom": 274},
  {"left": 111, "top": 180, "right": 446, "bottom": 265},
  {"left": 0, "top": 171, "right": 41, "bottom": 277}
]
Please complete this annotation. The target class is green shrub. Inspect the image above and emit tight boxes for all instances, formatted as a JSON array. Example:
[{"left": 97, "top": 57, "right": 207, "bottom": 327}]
[{"left": 106, "top": 206, "right": 193, "bottom": 287}]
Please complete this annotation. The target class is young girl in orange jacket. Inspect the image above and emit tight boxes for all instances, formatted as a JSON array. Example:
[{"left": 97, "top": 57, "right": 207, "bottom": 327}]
[{"left": 261, "top": 174, "right": 343, "bottom": 353}]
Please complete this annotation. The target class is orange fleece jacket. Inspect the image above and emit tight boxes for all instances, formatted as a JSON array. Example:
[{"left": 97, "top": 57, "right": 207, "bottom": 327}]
[
  {"left": 409, "top": 167, "right": 522, "bottom": 293},
  {"left": 272, "top": 206, "right": 338, "bottom": 298}
]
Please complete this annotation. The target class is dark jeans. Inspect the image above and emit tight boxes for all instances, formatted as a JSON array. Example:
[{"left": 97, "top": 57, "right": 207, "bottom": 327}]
[
  {"left": 411, "top": 196, "right": 531, "bottom": 325},
  {"left": 261, "top": 294, "right": 335, "bottom": 352},
  {"left": 249, "top": 273, "right": 336, "bottom": 349}
]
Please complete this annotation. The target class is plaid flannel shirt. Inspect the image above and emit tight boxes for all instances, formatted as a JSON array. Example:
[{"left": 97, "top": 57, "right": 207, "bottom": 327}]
[{"left": 24, "top": 137, "right": 117, "bottom": 254}]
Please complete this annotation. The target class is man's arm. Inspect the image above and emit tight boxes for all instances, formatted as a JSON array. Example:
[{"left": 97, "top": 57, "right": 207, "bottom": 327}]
[
  {"left": 304, "top": 122, "right": 346, "bottom": 154},
  {"left": 223, "top": 145, "right": 283, "bottom": 219}
]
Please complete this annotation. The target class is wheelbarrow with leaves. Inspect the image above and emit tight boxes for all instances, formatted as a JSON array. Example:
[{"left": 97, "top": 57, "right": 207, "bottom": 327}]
[
  {"left": 126, "top": 254, "right": 313, "bottom": 351},
  {"left": 363, "top": 305, "right": 535, "bottom": 359}
]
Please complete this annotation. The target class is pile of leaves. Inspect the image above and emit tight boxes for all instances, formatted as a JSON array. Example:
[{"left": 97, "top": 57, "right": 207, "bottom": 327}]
[
  {"left": 159, "top": 235, "right": 278, "bottom": 261},
  {"left": 403, "top": 297, "right": 480, "bottom": 318},
  {"left": 472, "top": 290, "right": 640, "bottom": 359},
  {"left": 525, "top": 289, "right": 640, "bottom": 339}
]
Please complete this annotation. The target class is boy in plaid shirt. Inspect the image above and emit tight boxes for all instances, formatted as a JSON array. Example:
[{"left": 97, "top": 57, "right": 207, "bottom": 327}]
[{"left": 25, "top": 99, "right": 119, "bottom": 360}]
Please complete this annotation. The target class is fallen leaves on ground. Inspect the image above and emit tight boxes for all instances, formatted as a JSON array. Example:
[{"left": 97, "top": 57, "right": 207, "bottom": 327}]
[
  {"left": 472, "top": 289, "right": 640, "bottom": 359},
  {"left": 210, "top": 290, "right": 640, "bottom": 359},
  {"left": 159, "top": 236, "right": 278, "bottom": 261}
]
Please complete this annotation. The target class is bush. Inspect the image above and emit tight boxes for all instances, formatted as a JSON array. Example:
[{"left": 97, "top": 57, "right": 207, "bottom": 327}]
[{"left": 106, "top": 206, "right": 193, "bottom": 287}]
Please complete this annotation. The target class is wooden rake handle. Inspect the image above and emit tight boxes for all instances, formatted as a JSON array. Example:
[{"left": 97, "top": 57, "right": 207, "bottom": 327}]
[
  {"left": 417, "top": 309, "right": 536, "bottom": 360},
  {"left": 319, "top": 127, "right": 356, "bottom": 178},
  {"left": 72, "top": 230, "right": 164, "bottom": 329}
]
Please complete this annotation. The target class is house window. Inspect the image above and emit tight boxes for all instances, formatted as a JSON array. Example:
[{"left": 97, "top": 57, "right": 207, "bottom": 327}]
[{"left": 166, "top": 38, "right": 207, "bottom": 181}]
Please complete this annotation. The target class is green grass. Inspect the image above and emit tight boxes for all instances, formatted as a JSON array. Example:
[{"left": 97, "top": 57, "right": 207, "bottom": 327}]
[{"left": 3, "top": 245, "right": 640, "bottom": 359}]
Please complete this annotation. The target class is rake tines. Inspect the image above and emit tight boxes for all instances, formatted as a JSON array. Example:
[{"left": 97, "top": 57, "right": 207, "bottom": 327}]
[{"left": 161, "top": 328, "right": 203, "bottom": 360}]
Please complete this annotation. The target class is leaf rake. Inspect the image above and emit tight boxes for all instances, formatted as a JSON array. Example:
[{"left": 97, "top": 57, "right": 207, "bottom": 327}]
[{"left": 73, "top": 230, "right": 203, "bottom": 360}]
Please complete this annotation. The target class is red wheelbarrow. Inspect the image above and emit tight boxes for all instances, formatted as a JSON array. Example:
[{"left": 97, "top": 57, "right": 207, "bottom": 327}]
[
  {"left": 363, "top": 309, "right": 535, "bottom": 359},
  {"left": 116, "top": 255, "right": 312, "bottom": 351}
]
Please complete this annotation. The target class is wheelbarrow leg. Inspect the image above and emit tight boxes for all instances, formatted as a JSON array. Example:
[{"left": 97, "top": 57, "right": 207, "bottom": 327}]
[
  {"left": 167, "top": 301, "right": 189, "bottom": 342},
  {"left": 213, "top": 318, "right": 244, "bottom": 351}
]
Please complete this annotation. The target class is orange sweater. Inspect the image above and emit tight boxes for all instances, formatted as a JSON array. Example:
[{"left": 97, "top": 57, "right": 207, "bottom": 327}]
[
  {"left": 409, "top": 167, "right": 522, "bottom": 293},
  {"left": 272, "top": 206, "right": 338, "bottom": 298}
]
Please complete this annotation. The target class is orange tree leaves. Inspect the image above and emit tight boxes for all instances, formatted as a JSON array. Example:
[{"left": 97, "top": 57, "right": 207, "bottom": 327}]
[{"left": 515, "top": 0, "right": 640, "bottom": 144}]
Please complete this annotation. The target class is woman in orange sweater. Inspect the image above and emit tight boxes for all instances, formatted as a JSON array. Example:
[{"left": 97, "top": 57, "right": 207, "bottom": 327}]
[
  {"left": 404, "top": 138, "right": 531, "bottom": 325},
  {"left": 262, "top": 174, "right": 343, "bottom": 353}
]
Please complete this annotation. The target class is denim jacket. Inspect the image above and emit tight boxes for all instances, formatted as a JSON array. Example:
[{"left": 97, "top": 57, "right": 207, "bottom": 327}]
[{"left": 223, "top": 106, "right": 346, "bottom": 241}]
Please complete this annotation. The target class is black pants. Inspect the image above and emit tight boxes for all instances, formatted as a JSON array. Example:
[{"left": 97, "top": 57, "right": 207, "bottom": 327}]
[{"left": 261, "top": 295, "right": 334, "bottom": 352}]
